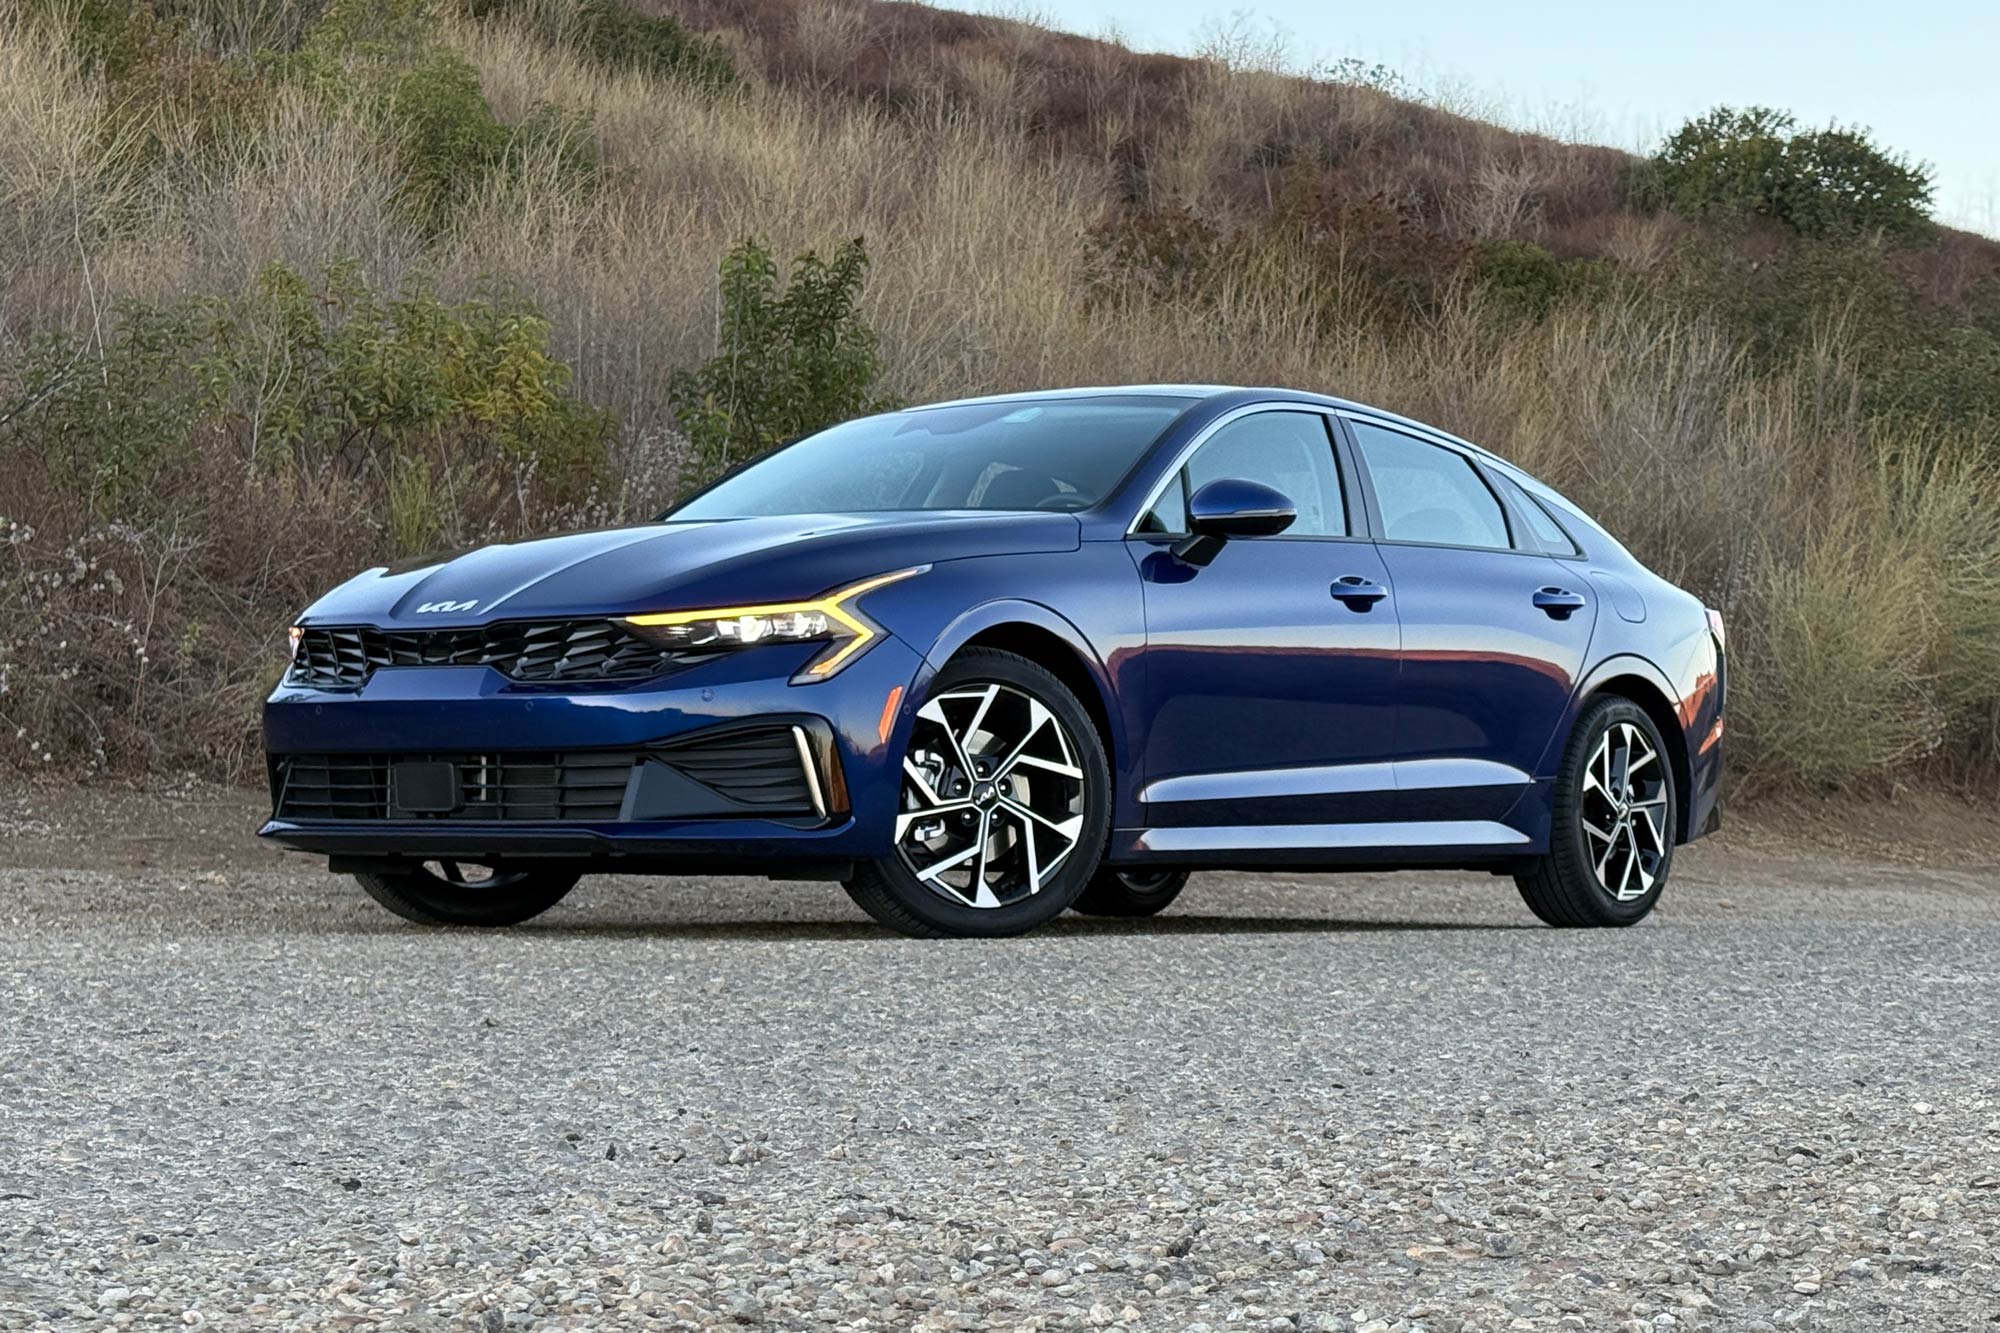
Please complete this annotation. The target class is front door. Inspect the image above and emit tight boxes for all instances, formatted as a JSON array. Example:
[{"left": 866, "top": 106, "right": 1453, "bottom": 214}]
[
  {"left": 1346, "top": 418, "right": 1598, "bottom": 829},
  {"left": 1127, "top": 409, "right": 1403, "bottom": 836}
]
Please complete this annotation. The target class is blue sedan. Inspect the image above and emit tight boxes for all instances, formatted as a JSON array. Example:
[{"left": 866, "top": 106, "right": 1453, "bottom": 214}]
[{"left": 262, "top": 386, "right": 1724, "bottom": 936}]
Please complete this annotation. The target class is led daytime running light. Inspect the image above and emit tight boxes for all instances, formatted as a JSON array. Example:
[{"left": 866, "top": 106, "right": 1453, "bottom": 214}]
[{"left": 624, "top": 566, "right": 927, "bottom": 678}]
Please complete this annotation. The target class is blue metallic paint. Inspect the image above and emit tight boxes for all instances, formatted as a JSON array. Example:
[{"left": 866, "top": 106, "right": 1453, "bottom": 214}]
[{"left": 261, "top": 385, "right": 1723, "bottom": 873}]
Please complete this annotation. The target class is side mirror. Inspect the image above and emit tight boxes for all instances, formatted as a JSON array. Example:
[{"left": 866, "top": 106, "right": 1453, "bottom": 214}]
[{"left": 1172, "top": 478, "right": 1296, "bottom": 566}]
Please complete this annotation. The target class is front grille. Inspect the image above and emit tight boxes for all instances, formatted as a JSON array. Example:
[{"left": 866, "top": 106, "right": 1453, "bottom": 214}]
[
  {"left": 269, "top": 726, "right": 821, "bottom": 823},
  {"left": 273, "top": 751, "right": 634, "bottom": 822},
  {"left": 286, "top": 620, "right": 712, "bottom": 688}
]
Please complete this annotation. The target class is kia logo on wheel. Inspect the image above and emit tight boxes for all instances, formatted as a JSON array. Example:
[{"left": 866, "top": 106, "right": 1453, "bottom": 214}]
[{"left": 414, "top": 599, "right": 479, "bottom": 614}]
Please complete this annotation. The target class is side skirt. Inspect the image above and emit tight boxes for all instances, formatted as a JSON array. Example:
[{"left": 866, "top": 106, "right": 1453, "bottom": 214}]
[{"left": 1104, "top": 819, "right": 1538, "bottom": 871}]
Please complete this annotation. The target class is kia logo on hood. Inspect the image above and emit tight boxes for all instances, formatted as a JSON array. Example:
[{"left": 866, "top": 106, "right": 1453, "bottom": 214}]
[{"left": 415, "top": 599, "right": 479, "bottom": 614}]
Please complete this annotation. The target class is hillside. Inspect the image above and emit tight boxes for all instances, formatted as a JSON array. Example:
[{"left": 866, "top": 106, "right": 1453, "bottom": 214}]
[{"left": 2, "top": 0, "right": 1998, "bottom": 795}]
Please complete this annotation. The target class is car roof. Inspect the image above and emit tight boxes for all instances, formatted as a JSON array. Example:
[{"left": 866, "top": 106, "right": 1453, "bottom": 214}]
[{"left": 904, "top": 384, "right": 1509, "bottom": 468}]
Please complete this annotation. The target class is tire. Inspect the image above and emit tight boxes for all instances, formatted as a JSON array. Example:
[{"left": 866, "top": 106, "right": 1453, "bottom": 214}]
[
  {"left": 844, "top": 648, "right": 1111, "bottom": 938},
  {"left": 354, "top": 861, "right": 581, "bottom": 927},
  {"left": 1515, "top": 696, "right": 1677, "bottom": 927},
  {"left": 1071, "top": 867, "right": 1190, "bottom": 917}
]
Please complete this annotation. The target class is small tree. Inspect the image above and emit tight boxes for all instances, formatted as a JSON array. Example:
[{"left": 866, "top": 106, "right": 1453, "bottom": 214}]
[
  {"left": 1640, "top": 105, "right": 1934, "bottom": 242},
  {"left": 669, "top": 237, "right": 896, "bottom": 483}
]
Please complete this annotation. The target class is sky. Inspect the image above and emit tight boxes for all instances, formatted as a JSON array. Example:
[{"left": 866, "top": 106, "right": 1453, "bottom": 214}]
[{"left": 948, "top": 1, "right": 2000, "bottom": 237}]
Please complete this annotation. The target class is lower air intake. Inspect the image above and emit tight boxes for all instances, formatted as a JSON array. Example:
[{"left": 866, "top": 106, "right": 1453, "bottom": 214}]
[{"left": 269, "top": 725, "right": 824, "bottom": 823}]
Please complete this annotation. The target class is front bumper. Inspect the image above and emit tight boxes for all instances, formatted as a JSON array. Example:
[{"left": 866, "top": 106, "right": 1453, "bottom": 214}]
[{"left": 259, "top": 636, "right": 925, "bottom": 865}]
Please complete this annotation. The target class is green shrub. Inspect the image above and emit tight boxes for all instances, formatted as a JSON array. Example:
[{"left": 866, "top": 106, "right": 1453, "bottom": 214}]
[
  {"left": 383, "top": 51, "right": 513, "bottom": 230},
  {"left": 286, "top": 4, "right": 603, "bottom": 233},
  {"left": 1472, "top": 240, "right": 1565, "bottom": 318},
  {"left": 668, "top": 238, "right": 896, "bottom": 483},
  {"left": 1643, "top": 105, "right": 1934, "bottom": 241},
  {"left": 37, "top": 0, "right": 174, "bottom": 79},
  {"left": 1, "top": 262, "right": 611, "bottom": 513},
  {"left": 1654, "top": 238, "right": 2000, "bottom": 435},
  {"left": 4, "top": 307, "right": 209, "bottom": 512},
  {"left": 466, "top": 0, "right": 735, "bottom": 88},
  {"left": 298, "top": 0, "right": 432, "bottom": 59}
]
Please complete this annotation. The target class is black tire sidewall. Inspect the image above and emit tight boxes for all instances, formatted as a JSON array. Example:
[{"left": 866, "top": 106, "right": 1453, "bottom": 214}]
[
  {"left": 1550, "top": 699, "right": 1675, "bottom": 925},
  {"left": 355, "top": 867, "right": 580, "bottom": 927},
  {"left": 1072, "top": 867, "right": 1190, "bottom": 917},
  {"left": 851, "top": 649, "right": 1112, "bottom": 938}
]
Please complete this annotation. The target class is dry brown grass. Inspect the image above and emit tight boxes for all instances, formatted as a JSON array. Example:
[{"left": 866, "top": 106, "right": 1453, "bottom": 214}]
[{"left": 4, "top": 0, "right": 2000, "bottom": 792}]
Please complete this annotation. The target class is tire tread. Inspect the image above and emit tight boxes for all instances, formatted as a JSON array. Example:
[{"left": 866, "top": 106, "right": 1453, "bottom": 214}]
[
  {"left": 843, "top": 648, "right": 1110, "bottom": 939},
  {"left": 1514, "top": 696, "right": 1675, "bottom": 929}
]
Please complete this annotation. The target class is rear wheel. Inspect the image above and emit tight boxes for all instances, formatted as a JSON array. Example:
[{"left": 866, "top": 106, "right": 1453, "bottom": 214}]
[
  {"left": 354, "top": 861, "right": 580, "bottom": 927},
  {"left": 844, "top": 649, "right": 1110, "bottom": 938},
  {"left": 1071, "top": 867, "right": 1190, "bottom": 917},
  {"left": 1515, "top": 697, "right": 1676, "bottom": 927}
]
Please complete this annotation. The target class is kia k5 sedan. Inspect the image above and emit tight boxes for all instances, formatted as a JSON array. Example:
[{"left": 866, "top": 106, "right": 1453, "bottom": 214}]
[{"left": 262, "top": 386, "right": 1724, "bottom": 937}]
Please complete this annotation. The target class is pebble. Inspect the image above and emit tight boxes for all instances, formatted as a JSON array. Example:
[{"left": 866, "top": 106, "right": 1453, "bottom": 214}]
[{"left": 2, "top": 861, "right": 1998, "bottom": 1331}]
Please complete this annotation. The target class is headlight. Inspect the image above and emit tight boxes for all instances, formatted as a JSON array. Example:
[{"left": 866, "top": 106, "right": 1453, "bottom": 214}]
[
  {"left": 287, "top": 625, "right": 303, "bottom": 663},
  {"left": 623, "top": 566, "right": 927, "bottom": 681}
]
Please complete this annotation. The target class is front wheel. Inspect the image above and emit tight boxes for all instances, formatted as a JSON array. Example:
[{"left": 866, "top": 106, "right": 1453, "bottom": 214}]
[
  {"left": 843, "top": 648, "right": 1111, "bottom": 938},
  {"left": 1515, "top": 697, "right": 1676, "bottom": 927},
  {"left": 354, "top": 861, "right": 580, "bottom": 927}
]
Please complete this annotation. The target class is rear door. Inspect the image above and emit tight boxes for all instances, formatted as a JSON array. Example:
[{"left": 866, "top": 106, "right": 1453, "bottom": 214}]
[{"left": 1343, "top": 417, "right": 1598, "bottom": 827}]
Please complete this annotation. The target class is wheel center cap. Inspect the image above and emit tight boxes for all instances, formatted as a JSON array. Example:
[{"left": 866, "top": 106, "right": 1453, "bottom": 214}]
[{"left": 972, "top": 781, "right": 998, "bottom": 808}]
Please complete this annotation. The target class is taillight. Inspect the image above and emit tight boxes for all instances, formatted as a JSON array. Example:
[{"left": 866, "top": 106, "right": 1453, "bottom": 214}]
[{"left": 1705, "top": 607, "right": 1726, "bottom": 652}]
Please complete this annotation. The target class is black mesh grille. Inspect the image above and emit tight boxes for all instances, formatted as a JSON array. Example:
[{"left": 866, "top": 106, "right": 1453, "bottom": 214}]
[
  {"left": 269, "top": 727, "right": 816, "bottom": 822},
  {"left": 273, "top": 752, "right": 633, "bottom": 822},
  {"left": 271, "top": 753, "right": 391, "bottom": 821},
  {"left": 286, "top": 621, "right": 712, "bottom": 688},
  {"left": 657, "top": 728, "right": 814, "bottom": 811}
]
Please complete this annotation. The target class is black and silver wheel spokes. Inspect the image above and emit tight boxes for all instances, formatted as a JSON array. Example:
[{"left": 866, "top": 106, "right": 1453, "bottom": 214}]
[
  {"left": 895, "top": 683, "right": 1086, "bottom": 910},
  {"left": 1578, "top": 721, "right": 1669, "bottom": 902}
]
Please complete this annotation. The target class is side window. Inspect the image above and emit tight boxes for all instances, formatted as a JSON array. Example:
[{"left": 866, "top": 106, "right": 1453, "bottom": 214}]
[
  {"left": 1491, "top": 470, "right": 1582, "bottom": 556},
  {"left": 1146, "top": 411, "right": 1346, "bottom": 537},
  {"left": 1350, "top": 421, "right": 1510, "bottom": 550},
  {"left": 1136, "top": 471, "right": 1186, "bottom": 534}
]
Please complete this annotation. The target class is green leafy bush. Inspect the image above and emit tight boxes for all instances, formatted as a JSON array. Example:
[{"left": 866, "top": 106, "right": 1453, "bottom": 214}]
[
  {"left": 1654, "top": 239, "right": 2000, "bottom": 434},
  {"left": 291, "top": 6, "right": 603, "bottom": 233},
  {"left": 466, "top": 0, "right": 735, "bottom": 88},
  {"left": 4, "top": 307, "right": 210, "bottom": 513},
  {"left": 668, "top": 238, "right": 896, "bottom": 484},
  {"left": 37, "top": 0, "right": 174, "bottom": 79},
  {"left": 1641, "top": 105, "right": 1934, "bottom": 241},
  {"left": 1472, "top": 240, "right": 1566, "bottom": 318},
  {"left": 3, "top": 262, "right": 611, "bottom": 513},
  {"left": 382, "top": 51, "right": 514, "bottom": 230}
]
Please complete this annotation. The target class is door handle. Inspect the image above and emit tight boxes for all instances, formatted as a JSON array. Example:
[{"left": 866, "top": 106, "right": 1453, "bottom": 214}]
[
  {"left": 1330, "top": 576, "right": 1390, "bottom": 610},
  {"left": 1533, "top": 587, "right": 1587, "bottom": 619}
]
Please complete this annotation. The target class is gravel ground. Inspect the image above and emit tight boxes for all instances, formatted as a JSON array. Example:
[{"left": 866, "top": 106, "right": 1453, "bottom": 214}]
[{"left": 2, "top": 797, "right": 1999, "bottom": 1333}]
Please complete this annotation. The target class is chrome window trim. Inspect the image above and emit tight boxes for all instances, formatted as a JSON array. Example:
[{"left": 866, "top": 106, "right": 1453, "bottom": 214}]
[
  {"left": 1341, "top": 412, "right": 1522, "bottom": 555},
  {"left": 1124, "top": 403, "right": 1352, "bottom": 540}
]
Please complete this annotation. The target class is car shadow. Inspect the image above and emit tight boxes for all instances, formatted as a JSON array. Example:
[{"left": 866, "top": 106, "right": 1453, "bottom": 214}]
[{"left": 511, "top": 913, "right": 1531, "bottom": 941}]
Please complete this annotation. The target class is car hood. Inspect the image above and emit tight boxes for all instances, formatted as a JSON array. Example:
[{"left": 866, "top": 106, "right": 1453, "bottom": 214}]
[{"left": 298, "top": 511, "right": 1082, "bottom": 626}]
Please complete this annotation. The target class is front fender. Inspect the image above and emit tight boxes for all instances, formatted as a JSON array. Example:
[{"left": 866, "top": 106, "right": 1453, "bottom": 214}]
[
  {"left": 863, "top": 545, "right": 1146, "bottom": 828},
  {"left": 919, "top": 596, "right": 1124, "bottom": 751}
]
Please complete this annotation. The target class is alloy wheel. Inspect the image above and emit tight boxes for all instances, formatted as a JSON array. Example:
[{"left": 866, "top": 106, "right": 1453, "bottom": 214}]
[
  {"left": 896, "top": 683, "right": 1087, "bottom": 910},
  {"left": 1580, "top": 721, "right": 1670, "bottom": 901}
]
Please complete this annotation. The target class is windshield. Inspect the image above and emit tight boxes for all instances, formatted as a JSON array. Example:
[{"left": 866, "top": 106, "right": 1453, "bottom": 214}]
[{"left": 668, "top": 396, "right": 1193, "bottom": 519}]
